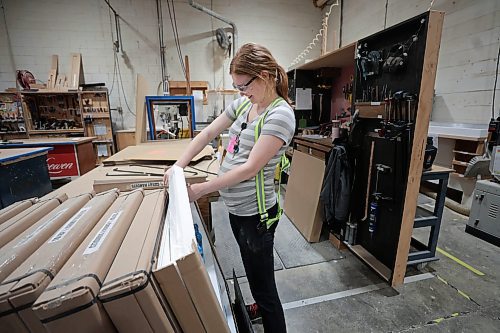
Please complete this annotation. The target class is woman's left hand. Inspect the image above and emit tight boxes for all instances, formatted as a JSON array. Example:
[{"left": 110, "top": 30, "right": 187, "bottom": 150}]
[{"left": 187, "top": 183, "right": 206, "bottom": 202}]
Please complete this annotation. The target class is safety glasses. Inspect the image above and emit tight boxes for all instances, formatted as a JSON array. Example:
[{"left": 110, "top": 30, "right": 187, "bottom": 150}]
[{"left": 232, "top": 76, "right": 257, "bottom": 92}]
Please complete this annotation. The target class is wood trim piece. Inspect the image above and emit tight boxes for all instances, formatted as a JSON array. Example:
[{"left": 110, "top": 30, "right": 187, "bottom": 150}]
[
  {"left": 350, "top": 245, "right": 391, "bottom": 281},
  {"left": 432, "top": 134, "right": 486, "bottom": 141},
  {"left": 134, "top": 74, "right": 149, "bottom": 145},
  {"left": 294, "top": 42, "right": 356, "bottom": 70},
  {"left": 391, "top": 11, "right": 445, "bottom": 287}
]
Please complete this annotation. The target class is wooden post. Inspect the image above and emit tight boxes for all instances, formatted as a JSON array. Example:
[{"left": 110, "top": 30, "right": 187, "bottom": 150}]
[
  {"left": 391, "top": 11, "right": 445, "bottom": 287},
  {"left": 135, "top": 74, "right": 149, "bottom": 145},
  {"left": 185, "top": 55, "right": 193, "bottom": 138}
]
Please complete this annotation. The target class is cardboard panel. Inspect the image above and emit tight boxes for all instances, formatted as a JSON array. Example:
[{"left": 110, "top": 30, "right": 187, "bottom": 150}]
[
  {"left": 32, "top": 189, "right": 144, "bottom": 333},
  {"left": 0, "top": 193, "right": 93, "bottom": 283},
  {"left": 284, "top": 150, "right": 325, "bottom": 242},
  {"left": 153, "top": 165, "right": 231, "bottom": 333},
  {"left": 99, "top": 189, "right": 177, "bottom": 333},
  {"left": 0, "top": 198, "right": 37, "bottom": 226},
  {"left": 176, "top": 244, "right": 231, "bottom": 333},
  {"left": 0, "top": 193, "right": 68, "bottom": 248},
  {"left": 0, "top": 190, "right": 119, "bottom": 333},
  {"left": 102, "top": 141, "right": 213, "bottom": 166},
  {"left": 154, "top": 263, "right": 205, "bottom": 332}
]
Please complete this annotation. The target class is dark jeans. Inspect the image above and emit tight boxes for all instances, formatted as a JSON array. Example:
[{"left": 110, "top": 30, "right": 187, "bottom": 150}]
[{"left": 229, "top": 204, "right": 287, "bottom": 333}]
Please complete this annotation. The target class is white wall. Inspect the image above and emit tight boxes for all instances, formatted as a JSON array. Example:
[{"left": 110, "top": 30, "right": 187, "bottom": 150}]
[
  {"left": 322, "top": 0, "right": 500, "bottom": 125},
  {"left": 3, "top": 1, "right": 498, "bottom": 128},
  {"left": 0, "top": 0, "right": 323, "bottom": 129}
]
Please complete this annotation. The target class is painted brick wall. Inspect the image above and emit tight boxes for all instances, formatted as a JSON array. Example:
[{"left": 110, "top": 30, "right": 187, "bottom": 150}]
[{"left": 0, "top": 0, "right": 323, "bottom": 129}]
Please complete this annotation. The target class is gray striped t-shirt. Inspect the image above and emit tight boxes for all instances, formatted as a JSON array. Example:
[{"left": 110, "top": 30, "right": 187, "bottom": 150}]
[{"left": 218, "top": 97, "right": 296, "bottom": 216}]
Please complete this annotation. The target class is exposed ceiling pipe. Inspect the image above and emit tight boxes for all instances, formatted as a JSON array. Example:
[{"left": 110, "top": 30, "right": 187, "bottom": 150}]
[
  {"left": 156, "top": 0, "right": 169, "bottom": 95},
  {"left": 188, "top": 0, "right": 238, "bottom": 57}
]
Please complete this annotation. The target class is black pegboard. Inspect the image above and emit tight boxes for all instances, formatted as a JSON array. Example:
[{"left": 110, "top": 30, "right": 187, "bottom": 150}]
[
  {"left": 354, "top": 11, "right": 430, "bottom": 103},
  {"left": 349, "top": 12, "right": 432, "bottom": 270}
]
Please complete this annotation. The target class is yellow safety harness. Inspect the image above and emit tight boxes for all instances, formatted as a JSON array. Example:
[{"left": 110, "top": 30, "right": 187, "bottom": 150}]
[{"left": 234, "top": 97, "right": 291, "bottom": 229}]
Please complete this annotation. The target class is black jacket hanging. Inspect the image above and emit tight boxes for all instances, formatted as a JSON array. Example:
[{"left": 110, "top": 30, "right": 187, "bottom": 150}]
[{"left": 320, "top": 142, "right": 351, "bottom": 233}]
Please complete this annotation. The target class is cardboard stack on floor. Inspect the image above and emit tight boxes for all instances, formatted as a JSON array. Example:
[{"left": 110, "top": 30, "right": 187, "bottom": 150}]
[
  {"left": 0, "top": 166, "right": 233, "bottom": 332},
  {"left": 0, "top": 190, "right": 119, "bottom": 332},
  {"left": 151, "top": 166, "right": 230, "bottom": 332},
  {"left": 98, "top": 189, "right": 177, "bottom": 333},
  {"left": 0, "top": 193, "right": 68, "bottom": 248},
  {"left": 0, "top": 192, "right": 94, "bottom": 283},
  {"left": 32, "top": 189, "right": 144, "bottom": 332},
  {"left": 0, "top": 198, "right": 38, "bottom": 225}
]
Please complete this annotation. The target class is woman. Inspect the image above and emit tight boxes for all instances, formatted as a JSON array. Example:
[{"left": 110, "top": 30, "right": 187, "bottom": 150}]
[{"left": 165, "top": 43, "right": 295, "bottom": 333}]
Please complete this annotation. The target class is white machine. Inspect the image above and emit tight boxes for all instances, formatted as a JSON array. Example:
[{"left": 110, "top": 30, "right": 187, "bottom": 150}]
[{"left": 467, "top": 118, "right": 500, "bottom": 247}]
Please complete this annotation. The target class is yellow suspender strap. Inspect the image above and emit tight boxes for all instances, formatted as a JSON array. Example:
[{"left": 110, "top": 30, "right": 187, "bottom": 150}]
[
  {"left": 254, "top": 97, "right": 289, "bottom": 228},
  {"left": 234, "top": 99, "right": 251, "bottom": 118}
]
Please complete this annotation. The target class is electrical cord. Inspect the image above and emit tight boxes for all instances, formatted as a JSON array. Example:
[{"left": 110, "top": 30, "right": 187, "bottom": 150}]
[
  {"left": 166, "top": 0, "right": 186, "bottom": 78},
  {"left": 289, "top": 1, "right": 339, "bottom": 68},
  {"left": 427, "top": 0, "right": 436, "bottom": 11},
  {"left": 1, "top": 0, "right": 18, "bottom": 87},
  {"left": 107, "top": 5, "right": 118, "bottom": 95},
  {"left": 493, "top": 41, "right": 500, "bottom": 118},
  {"left": 105, "top": 0, "right": 134, "bottom": 116},
  {"left": 115, "top": 52, "right": 135, "bottom": 116}
]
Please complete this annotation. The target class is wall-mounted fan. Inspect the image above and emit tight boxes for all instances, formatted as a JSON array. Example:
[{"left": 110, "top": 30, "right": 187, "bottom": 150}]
[{"left": 215, "top": 28, "right": 231, "bottom": 52}]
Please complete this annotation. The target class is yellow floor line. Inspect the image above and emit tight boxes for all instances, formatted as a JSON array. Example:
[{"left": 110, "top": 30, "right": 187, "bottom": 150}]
[{"left": 436, "top": 247, "right": 485, "bottom": 276}]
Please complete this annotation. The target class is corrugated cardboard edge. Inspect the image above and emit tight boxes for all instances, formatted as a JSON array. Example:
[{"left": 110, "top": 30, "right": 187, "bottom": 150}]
[
  {"left": 176, "top": 242, "right": 230, "bottom": 333},
  {"left": 153, "top": 262, "right": 206, "bottom": 333},
  {"left": 99, "top": 190, "right": 176, "bottom": 333},
  {"left": 0, "top": 281, "right": 25, "bottom": 333}
]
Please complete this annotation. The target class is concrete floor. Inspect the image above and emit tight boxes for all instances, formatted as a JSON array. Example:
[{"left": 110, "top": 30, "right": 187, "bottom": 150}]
[{"left": 219, "top": 195, "right": 500, "bottom": 333}]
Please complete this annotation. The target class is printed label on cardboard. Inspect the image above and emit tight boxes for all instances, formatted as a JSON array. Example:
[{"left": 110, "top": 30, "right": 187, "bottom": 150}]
[
  {"left": 83, "top": 210, "right": 122, "bottom": 255},
  {"left": 48, "top": 207, "right": 92, "bottom": 243},
  {"left": 130, "top": 181, "right": 164, "bottom": 189},
  {"left": 14, "top": 209, "right": 69, "bottom": 248}
]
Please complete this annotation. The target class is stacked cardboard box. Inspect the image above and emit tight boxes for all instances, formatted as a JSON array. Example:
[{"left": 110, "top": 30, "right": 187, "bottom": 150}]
[
  {"left": 0, "top": 190, "right": 119, "bottom": 333},
  {"left": 153, "top": 165, "right": 231, "bottom": 333},
  {"left": 100, "top": 166, "right": 234, "bottom": 332},
  {"left": 98, "top": 189, "right": 178, "bottom": 333},
  {"left": 0, "top": 193, "right": 68, "bottom": 248},
  {"left": 0, "top": 192, "right": 94, "bottom": 283},
  {"left": 0, "top": 198, "right": 38, "bottom": 225},
  {"left": 32, "top": 189, "right": 144, "bottom": 332},
  {"left": 0, "top": 166, "right": 237, "bottom": 332}
]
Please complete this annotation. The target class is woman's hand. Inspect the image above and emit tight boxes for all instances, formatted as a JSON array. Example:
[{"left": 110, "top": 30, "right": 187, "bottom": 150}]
[{"left": 187, "top": 182, "right": 207, "bottom": 202}]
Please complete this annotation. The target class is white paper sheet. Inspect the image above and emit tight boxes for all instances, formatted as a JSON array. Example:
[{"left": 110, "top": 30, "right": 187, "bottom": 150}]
[
  {"left": 93, "top": 123, "right": 107, "bottom": 136},
  {"left": 97, "top": 144, "right": 109, "bottom": 157},
  {"left": 157, "top": 165, "right": 196, "bottom": 268},
  {"left": 295, "top": 88, "right": 312, "bottom": 110}
]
